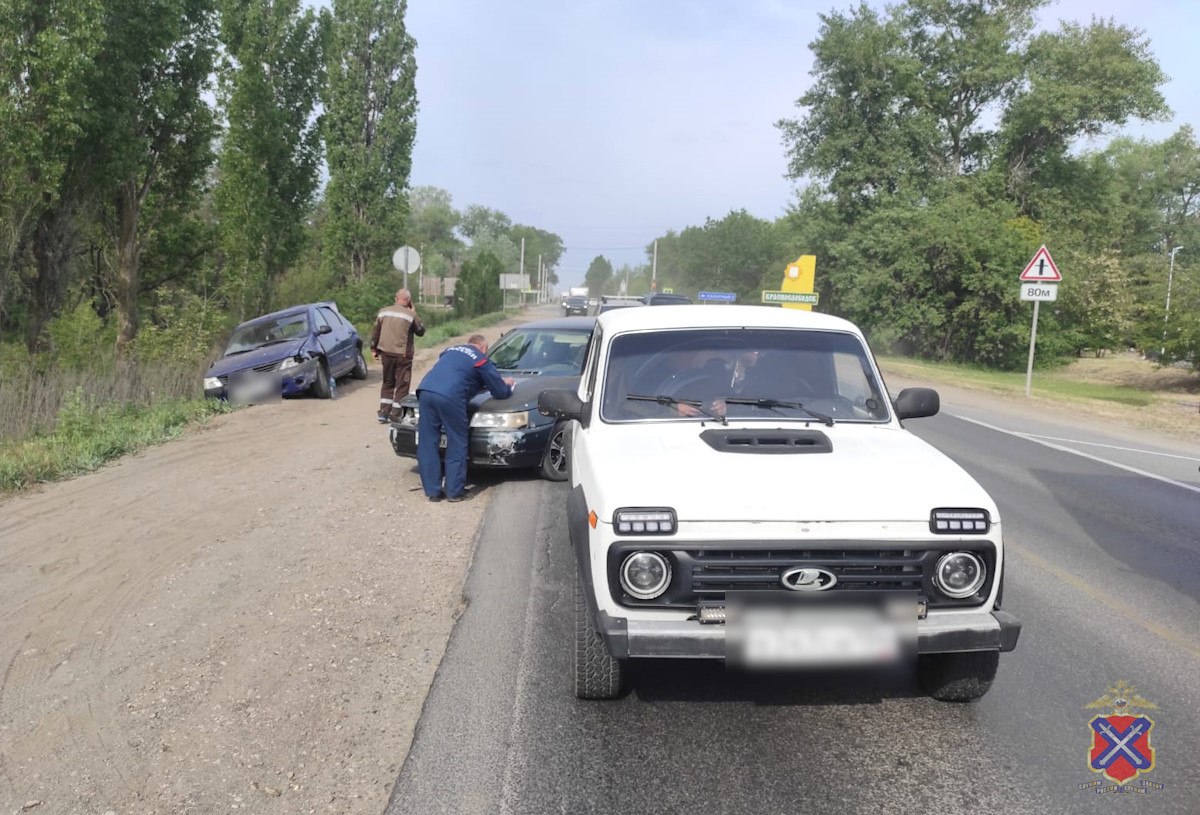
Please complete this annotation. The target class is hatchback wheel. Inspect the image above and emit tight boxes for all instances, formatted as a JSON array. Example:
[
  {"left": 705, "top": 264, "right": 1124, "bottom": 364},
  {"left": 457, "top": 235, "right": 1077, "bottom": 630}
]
[{"left": 312, "top": 360, "right": 332, "bottom": 399}]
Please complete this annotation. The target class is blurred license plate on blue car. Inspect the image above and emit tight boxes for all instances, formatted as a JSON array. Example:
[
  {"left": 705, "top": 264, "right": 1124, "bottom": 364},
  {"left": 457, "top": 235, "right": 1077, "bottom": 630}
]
[{"left": 228, "top": 372, "right": 280, "bottom": 404}]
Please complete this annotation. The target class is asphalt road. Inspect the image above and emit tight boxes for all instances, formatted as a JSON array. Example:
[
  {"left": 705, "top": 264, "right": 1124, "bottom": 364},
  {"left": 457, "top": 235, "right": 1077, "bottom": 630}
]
[{"left": 386, "top": 410, "right": 1200, "bottom": 815}]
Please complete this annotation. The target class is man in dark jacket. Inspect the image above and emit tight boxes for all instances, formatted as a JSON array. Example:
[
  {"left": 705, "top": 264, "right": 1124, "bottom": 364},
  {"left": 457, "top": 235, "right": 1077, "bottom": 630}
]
[
  {"left": 415, "top": 334, "right": 514, "bottom": 502},
  {"left": 371, "top": 288, "right": 425, "bottom": 423}
]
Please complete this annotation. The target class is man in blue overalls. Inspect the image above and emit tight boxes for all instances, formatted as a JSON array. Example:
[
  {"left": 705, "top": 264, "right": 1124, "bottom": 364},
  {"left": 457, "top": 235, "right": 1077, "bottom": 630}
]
[{"left": 415, "top": 334, "right": 514, "bottom": 502}]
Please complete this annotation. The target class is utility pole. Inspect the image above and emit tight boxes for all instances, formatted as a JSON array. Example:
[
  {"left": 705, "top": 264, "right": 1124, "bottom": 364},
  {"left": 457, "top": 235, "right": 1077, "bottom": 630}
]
[
  {"left": 516, "top": 237, "right": 525, "bottom": 310},
  {"left": 1162, "top": 245, "right": 1184, "bottom": 359},
  {"left": 652, "top": 240, "right": 658, "bottom": 291},
  {"left": 537, "top": 254, "right": 543, "bottom": 305}
]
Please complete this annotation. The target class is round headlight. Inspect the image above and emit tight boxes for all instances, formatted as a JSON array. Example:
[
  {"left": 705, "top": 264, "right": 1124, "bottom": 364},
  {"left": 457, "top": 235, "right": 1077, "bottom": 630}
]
[
  {"left": 620, "top": 551, "right": 672, "bottom": 600},
  {"left": 933, "top": 551, "right": 986, "bottom": 599}
]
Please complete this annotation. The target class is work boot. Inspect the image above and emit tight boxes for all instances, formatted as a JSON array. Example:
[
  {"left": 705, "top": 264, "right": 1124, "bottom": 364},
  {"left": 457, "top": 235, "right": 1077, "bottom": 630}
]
[
  {"left": 388, "top": 406, "right": 403, "bottom": 422},
  {"left": 377, "top": 409, "right": 390, "bottom": 424}
]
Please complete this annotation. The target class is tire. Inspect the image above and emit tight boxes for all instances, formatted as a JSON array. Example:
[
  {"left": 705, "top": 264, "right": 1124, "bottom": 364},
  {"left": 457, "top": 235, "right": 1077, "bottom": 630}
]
[
  {"left": 918, "top": 650, "right": 999, "bottom": 702},
  {"left": 539, "top": 423, "right": 569, "bottom": 482},
  {"left": 574, "top": 572, "right": 623, "bottom": 699},
  {"left": 312, "top": 360, "right": 332, "bottom": 399},
  {"left": 350, "top": 349, "right": 368, "bottom": 380}
]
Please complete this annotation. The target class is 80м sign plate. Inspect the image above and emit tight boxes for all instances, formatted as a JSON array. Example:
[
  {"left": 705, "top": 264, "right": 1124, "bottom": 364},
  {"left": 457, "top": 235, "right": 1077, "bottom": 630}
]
[{"left": 1020, "top": 283, "right": 1058, "bottom": 302}]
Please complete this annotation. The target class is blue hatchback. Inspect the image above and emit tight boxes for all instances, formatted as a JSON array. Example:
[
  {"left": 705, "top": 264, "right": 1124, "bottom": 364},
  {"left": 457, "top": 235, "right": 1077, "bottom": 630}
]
[{"left": 204, "top": 302, "right": 367, "bottom": 401}]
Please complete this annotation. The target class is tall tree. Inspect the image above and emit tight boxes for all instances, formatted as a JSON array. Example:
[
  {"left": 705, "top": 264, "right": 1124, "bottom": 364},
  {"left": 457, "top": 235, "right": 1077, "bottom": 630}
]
[
  {"left": 322, "top": 0, "right": 418, "bottom": 282},
  {"left": 216, "top": 0, "right": 324, "bottom": 318},
  {"left": 1001, "top": 19, "right": 1168, "bottom": 199},
  {"left": 90, "top": 0, "right": 219, "bottom": 350},
  {"left": 407, "top": 186, "right": 463, "bottom": 259},
  {"left": 455, "top": 251, "right": 503, "bottom": 317},
  {"left": 458, "top": 205, "right": 512, "bottom": 242},
  {"left": 0, "top": 0, "right": 103, "bottom": 348},
  {"left": 584, "top": 255, "right": 613, "bottom": 294},
  {"left": 510, "top": 225, "right": 565, "bottom": 286}
]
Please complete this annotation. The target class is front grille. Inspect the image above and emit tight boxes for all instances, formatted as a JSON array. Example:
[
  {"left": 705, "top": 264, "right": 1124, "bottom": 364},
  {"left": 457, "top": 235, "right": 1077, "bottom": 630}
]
[
  {"left": 253, "top": 361, "right": 281, "bottom": 373},
  {"left": 691, "top": 549, "right": 923, "bottom": 593},
  {"left": 605, "top": 541, "right": 995, "bottom": 610}
]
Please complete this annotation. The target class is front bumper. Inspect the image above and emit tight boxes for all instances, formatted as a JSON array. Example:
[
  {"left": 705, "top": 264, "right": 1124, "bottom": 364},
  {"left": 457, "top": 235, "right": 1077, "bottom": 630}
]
[
  {"left": 596, "top": 608, "right": 1022, "bottom": 660},
  {"left": 389, "top": 419, "right": 555, "bottom": 469},
  {"left": 204, "top": 359, "right": 320, "bottom": 400}
]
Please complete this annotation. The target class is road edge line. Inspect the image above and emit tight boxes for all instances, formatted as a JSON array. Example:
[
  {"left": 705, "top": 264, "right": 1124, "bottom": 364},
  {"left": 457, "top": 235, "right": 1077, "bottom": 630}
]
[{"left": 946, "top": 412, "right": 1200, "bottom": 497}]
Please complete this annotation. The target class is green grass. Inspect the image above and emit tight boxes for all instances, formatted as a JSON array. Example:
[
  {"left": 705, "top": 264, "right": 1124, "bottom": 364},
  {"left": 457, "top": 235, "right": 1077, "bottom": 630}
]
[
  {"left": 876, "top": 355, "right": 1157, "bottom": 406},
  {"left": 0, "top": 396, "right": 233, "bottom": 494},
  {"left": 421, "top": 309, "right": 517, "bottom": 346}
]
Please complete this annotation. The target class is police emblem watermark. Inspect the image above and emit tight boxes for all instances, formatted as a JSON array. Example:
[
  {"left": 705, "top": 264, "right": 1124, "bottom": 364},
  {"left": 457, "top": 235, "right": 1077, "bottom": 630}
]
[{"left": 1078, "top": 680, "right": 1163, "bottom": 795}]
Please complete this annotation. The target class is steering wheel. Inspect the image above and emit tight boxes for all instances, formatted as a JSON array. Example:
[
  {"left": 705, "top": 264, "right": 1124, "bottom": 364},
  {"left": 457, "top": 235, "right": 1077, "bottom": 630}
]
[{"left": 660, "top": 370, "right": 720, "bottom": 398}]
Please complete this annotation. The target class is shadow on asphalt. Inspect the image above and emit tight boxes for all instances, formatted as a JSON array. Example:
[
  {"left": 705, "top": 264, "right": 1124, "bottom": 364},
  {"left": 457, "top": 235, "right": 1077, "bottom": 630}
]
[{"left": 625, "top": 660, "right": 924, "bottom": 706}]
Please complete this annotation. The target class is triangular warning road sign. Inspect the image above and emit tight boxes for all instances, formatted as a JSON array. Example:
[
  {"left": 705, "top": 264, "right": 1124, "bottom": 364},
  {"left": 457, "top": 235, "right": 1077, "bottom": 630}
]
[{"left": 1020, "top": 245, "right": 1061, "bottom": 282}]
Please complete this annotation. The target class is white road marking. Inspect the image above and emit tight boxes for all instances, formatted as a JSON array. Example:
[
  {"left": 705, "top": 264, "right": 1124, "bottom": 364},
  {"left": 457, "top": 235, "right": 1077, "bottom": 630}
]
[
  {"left": 946, "top": 412, "right": 1200, "bottom": 497},
  {"left": 1015, "top": 432, "right": 1200, "bottom": 463}
]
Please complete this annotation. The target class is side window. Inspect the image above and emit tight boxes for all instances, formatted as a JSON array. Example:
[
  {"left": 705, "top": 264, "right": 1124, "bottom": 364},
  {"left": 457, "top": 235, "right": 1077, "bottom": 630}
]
[
  {"left": 319, "top": 307, "right": 343, "bottom": 330},
  {"left": 314, "top": 309, "right": 330, "bottom": 332},
  {"left": 582, "top": 327, "right": 603, "bottom": 400}
]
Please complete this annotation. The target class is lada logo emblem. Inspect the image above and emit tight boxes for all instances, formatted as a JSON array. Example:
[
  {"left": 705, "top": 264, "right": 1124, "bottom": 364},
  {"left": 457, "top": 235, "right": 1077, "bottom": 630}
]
[{"left": 780, "top": 567, "right": 838, "bottom": 592}]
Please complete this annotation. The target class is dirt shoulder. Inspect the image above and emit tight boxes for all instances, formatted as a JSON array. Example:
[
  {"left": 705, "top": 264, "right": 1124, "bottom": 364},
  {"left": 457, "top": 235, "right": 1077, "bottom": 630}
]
[{"left": 0, "top": 309, "right": 542, "bottom": 815}]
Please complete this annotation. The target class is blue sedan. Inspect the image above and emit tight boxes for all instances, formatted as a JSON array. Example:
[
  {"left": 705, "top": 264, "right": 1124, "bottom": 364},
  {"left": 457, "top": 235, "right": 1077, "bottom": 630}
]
[{"left": 204, "top": 302, "right": 367, "bottom": 401}]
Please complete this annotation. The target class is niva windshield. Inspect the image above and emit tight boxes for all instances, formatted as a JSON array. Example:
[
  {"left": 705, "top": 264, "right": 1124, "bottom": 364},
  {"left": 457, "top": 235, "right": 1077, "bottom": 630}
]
[{"left": 600, "top": 328, "right": 890, "bottom": 424}]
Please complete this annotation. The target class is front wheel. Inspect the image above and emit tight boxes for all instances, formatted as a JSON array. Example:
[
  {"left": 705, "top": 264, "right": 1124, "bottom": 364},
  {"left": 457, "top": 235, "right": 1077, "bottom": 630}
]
[
  {"left": 350, "top": 349, "right": 368, "bottom": 380},
  {"left": 311, "top": 360, "right": 332, "bottom": 399},
  {"left": 918, "top": 650, "right": 999, "bottom": 702},
  {"left": 574, "top": 573, "right": 623, "bottom": 699},
  {"left": 539, "top": 423, "right": 569, "bottom": 482}
]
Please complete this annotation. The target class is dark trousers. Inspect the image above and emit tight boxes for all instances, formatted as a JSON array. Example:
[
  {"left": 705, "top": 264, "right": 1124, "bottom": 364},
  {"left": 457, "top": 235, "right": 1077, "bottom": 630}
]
[
  {"left": 416, "top": 390, "right": 469, "bottom": 498},
  {"left": 379, "top": 352, "right": 414, "bottom": 410}
]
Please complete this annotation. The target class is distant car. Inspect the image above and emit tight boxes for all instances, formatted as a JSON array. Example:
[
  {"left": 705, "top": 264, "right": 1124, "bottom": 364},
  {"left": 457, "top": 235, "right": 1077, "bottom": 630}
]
[
  {"left": 203, "top": 302, "right": 366, "bottom": 401},
  {"left": 389, "top": 316, "right": 595, "bottom": 481},
  {"left": 643, "top": 293, "right": 692, "bottom": 305},
  {"left": 563, "top": 296, "right": 589, "bottom": 316}
]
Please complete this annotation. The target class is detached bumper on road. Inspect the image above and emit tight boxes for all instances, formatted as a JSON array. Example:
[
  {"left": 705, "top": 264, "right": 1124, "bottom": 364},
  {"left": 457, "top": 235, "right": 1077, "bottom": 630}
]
[
  {"left": 390, "top": 421, "right": 553, "bottom": 469},
  {"left": 597, "top": 609, "right": 1021, "bottom": 660}
]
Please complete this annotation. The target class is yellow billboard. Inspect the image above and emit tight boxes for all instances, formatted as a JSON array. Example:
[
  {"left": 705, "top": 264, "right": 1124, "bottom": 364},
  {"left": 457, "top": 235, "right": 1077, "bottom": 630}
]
[{"left": 780, "top": 255, "right": 816, "bottom": 311}]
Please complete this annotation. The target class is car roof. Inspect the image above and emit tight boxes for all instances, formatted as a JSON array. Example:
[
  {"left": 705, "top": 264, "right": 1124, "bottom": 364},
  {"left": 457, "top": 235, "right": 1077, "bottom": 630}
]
[
  {"left": 595, "top": 304, "right": 861, "bottom": 335},
  {"left": 509, "top": 315, "right": 596, "bottom": 331}
]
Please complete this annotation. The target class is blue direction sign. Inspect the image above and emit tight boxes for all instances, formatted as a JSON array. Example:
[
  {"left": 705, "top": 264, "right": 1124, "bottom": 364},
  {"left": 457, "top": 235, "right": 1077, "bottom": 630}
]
[{"left": 698, "top": 291, "right": 737, "bottom": 302}]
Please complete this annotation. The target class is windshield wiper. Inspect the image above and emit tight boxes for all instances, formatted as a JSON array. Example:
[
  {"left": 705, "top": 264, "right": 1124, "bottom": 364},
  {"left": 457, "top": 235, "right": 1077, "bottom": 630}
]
[
  {"left": 724, "top": 396, "right": 835, "bottom": 426},
  {"left": 627, "top": 393, "right": 727, "bottom": 425}
]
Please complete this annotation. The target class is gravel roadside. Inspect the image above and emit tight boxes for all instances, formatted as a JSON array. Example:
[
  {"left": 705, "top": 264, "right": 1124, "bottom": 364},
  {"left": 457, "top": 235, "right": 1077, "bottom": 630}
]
[{"left": 0, "top": 309, "right": 542, "bottom": 815}]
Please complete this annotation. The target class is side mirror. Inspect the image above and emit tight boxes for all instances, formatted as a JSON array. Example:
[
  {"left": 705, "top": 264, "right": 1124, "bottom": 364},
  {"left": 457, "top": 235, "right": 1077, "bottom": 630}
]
[
  {"left": 894, "top": 387, "right": 940, "bottom": 420},
  {"left": 539, "top": 388, "right": 584, "bottom": 420},
  {"left": 316, "top": 324, "right": 333, "bottom": 335}
]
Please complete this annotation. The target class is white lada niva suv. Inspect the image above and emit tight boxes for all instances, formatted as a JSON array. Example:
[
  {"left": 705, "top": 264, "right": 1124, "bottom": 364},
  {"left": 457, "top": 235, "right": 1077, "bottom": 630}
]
[{"left": 538, "top": 305, "right": 1021, "bottom": 701}]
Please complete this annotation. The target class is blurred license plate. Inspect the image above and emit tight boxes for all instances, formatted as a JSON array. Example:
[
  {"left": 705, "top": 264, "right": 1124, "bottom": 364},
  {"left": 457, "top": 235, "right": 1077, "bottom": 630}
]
[
  {"left": 728, "top": 606, "right": 905, "bottom": 668},
  {"left": 414, "top": 432, "right": 448, "bottom": 448},
  {"left": 228, "top": 373, "right": 279, "bottom": 404}
]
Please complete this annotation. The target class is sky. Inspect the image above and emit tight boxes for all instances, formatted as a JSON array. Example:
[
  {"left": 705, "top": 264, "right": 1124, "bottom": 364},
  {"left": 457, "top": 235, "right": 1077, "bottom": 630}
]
[{"left": 398, "top": 0, "right": 1200, "bottom": 287}]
